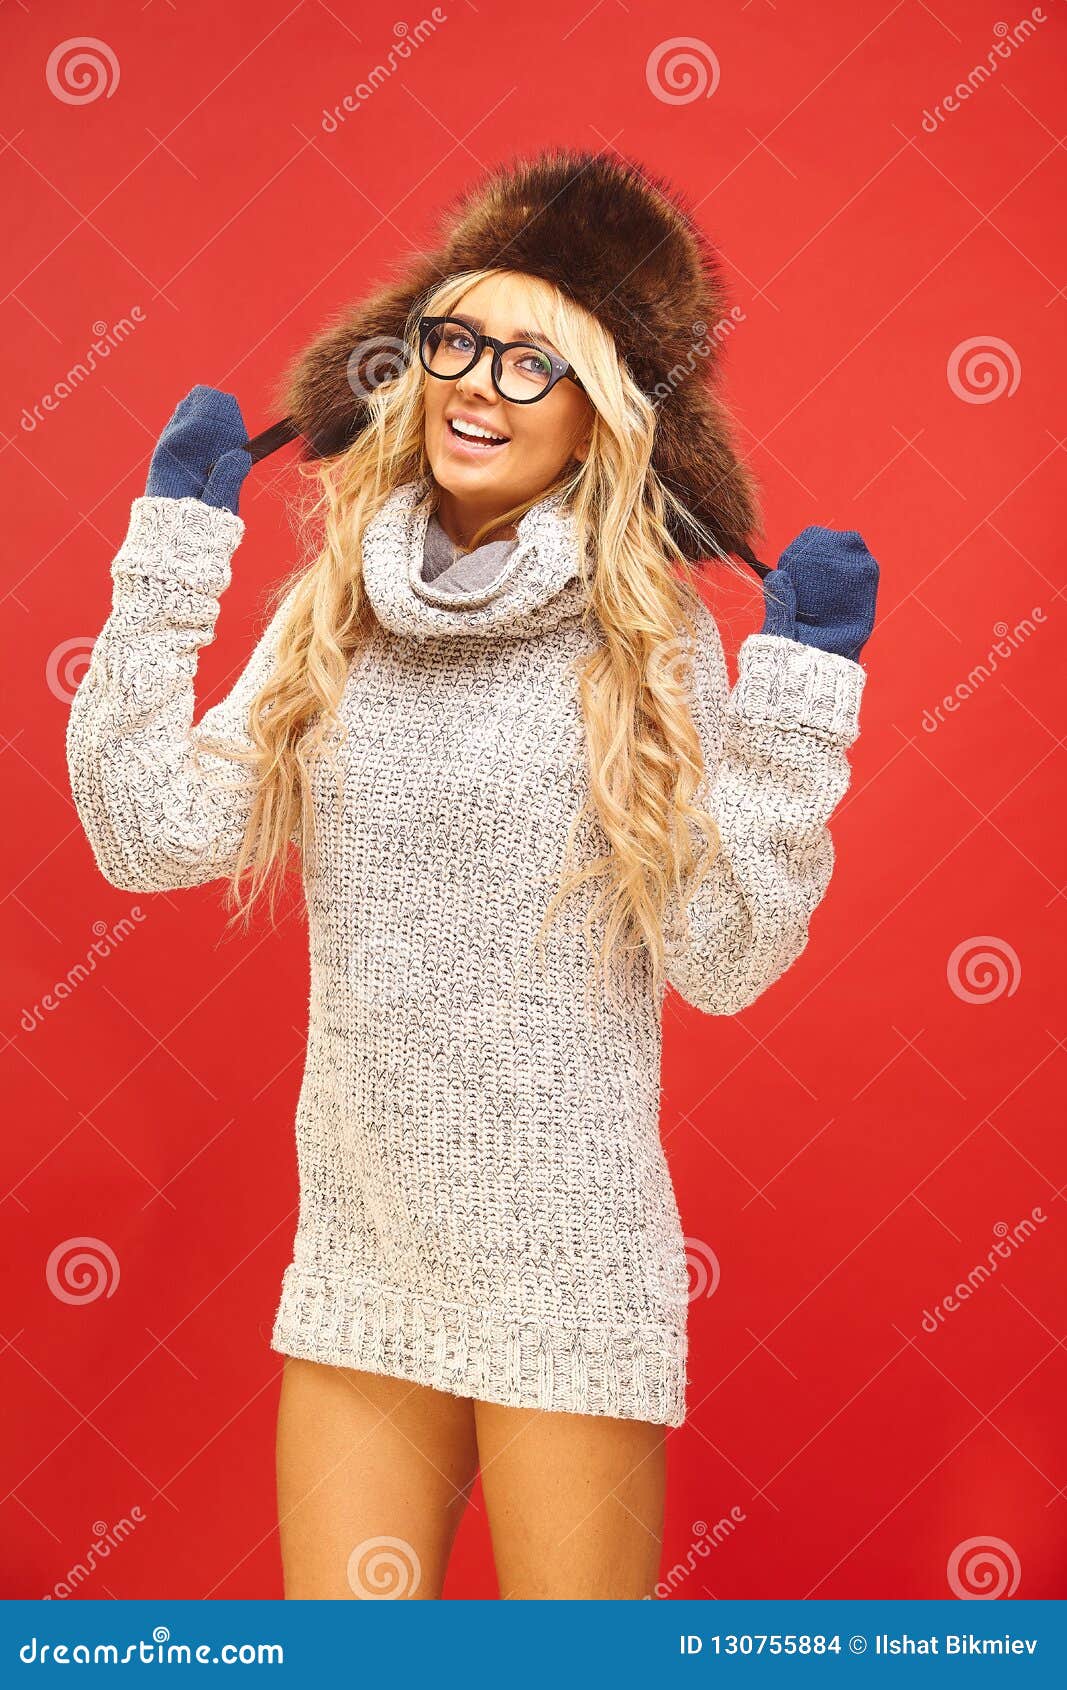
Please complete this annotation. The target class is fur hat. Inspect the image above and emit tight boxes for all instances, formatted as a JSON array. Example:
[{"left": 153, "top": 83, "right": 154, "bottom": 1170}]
[{"left": 274, "top": 146, "right": 762, "bottom": 566}]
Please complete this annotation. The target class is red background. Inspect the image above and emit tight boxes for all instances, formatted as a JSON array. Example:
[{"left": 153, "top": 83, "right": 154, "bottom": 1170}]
[{"left": 3, "top": 0, "right": 1065, "bottom": 1600}]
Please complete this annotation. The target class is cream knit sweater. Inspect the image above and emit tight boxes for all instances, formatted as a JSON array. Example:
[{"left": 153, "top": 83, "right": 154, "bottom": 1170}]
[{"left": 66, "top": 483, "right": 866, "bottom": 1427}]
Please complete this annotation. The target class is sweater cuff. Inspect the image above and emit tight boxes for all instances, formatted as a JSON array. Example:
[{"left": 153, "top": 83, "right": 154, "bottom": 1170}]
[
  {"left": 730, "top": 632, "right": 866, "bottom": 742},
  {"left": 111, "top": 495, "right": 245, "bottom": 598}
]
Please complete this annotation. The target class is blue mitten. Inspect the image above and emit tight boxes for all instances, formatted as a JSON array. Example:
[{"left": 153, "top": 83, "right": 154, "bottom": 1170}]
[
  {"left": 760, "top": 526, "right": 879, "bottom": 662},
  {"left": 145, "top": 384, "right": 252, "bottom": 516}
]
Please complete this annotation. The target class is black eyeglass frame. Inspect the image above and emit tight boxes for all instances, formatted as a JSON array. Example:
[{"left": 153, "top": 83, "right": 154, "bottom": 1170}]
[{"left": 417, "top": 315, "right": 585, "bottom": 405}]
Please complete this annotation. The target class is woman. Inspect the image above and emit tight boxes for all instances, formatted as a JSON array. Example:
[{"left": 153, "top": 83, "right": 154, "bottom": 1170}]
[{"left": 65, "top": 149, "right": 878, "bottom": 1600}]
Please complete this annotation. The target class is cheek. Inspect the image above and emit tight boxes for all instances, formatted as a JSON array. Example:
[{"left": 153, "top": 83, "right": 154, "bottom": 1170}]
[
  {"left": 516, "top": 411, "right": 567, "bottom": 460},
  {"left": 423, "top": 396, "right": 447, "bottom": 452}
]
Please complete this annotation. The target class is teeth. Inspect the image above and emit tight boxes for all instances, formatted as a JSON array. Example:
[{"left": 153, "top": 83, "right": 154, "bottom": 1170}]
[{"left": 451, "top": 417, "right": 507, "bottom": 443}]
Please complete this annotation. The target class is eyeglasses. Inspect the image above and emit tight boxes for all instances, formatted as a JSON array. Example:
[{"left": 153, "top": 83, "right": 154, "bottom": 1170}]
[{"left": 418, "top": 315, "right": 585, "bottom": 405}]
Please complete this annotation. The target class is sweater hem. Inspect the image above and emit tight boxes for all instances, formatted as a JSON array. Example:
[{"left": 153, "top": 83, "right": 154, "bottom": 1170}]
[{"left": 270, "top": 1265, "right": 688, "bottom": 1427}]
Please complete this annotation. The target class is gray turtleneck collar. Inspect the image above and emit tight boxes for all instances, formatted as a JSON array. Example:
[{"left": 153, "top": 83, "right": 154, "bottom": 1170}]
[
  {"left": 359, "top": 480, "right": 589, "bottom": 643},
  {"left": 421, "top": 509, "right": 521, "bottom": 595}
]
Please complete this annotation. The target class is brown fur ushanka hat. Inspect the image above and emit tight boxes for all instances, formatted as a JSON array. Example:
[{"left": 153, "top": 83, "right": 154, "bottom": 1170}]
[{"left": 274, "top": 146, "right": 762, "bottom": 567}]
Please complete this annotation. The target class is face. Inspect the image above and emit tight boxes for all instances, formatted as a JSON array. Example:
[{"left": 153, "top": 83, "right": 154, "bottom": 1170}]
[{"left": 421, "top": 272, "right": 594, "bottom": 544}]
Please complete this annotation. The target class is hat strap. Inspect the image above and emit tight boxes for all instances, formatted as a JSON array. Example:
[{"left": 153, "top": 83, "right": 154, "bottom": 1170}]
[{"left": 241, "top": 416, "right": 768, "bottom": 577}]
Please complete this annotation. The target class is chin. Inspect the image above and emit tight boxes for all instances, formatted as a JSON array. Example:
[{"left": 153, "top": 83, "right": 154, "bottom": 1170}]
[{"left": 430, "top": 458, "right": 501, "bottom": 492}]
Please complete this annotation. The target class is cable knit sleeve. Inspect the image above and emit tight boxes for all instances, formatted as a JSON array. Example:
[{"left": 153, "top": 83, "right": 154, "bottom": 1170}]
[
  {"left": 663, "top": 600, "right": 866, "bottom": 1015},
  {"left": 66, "top": 495, "right": 298, "bottom": 894}
]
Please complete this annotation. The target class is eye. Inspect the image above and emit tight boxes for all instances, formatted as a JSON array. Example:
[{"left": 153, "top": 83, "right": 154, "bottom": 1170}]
[
  {"left": 443, "top": 325, "right": 475, "bottom": 353},
  {"left": 517, "top": 349, "right": 553, "bottom": 376}
]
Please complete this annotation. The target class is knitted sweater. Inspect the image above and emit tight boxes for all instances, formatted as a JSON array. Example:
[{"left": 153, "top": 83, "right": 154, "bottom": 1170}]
[{"left": 65, "top": 483, "right": 866, "bottom": 1426}]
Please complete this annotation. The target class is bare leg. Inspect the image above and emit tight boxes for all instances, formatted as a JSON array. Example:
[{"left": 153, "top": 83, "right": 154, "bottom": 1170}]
[
  {"left": 275, "top": 1358, "right": 479, "bottom": 1599},
  {"left": 474, "top": 1400, "right": 666, "bottom": 1599}
]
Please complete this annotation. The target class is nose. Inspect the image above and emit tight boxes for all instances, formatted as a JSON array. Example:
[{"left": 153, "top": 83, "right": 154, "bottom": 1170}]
[{"left": 455, "top": 344, "right": 497, "bottom": 404}]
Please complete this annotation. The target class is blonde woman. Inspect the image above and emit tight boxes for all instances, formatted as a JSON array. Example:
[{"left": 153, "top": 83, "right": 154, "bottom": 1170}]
[{"left": 66, "top": 150, "right": 878, "bottom": 1600}]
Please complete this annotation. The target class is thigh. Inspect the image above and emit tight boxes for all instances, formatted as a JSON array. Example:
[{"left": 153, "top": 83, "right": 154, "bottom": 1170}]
[
  {"left": 473, "top": 1399, "right": 667, "bottom": 1599},
  {"left": 275, "top": 1357, "right": 479, "bottom": 1599}
]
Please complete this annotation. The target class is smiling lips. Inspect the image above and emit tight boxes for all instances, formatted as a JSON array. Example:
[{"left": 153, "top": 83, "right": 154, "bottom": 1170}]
[{"left": 446, "top": 412, "right": 510, "bottom": 451}]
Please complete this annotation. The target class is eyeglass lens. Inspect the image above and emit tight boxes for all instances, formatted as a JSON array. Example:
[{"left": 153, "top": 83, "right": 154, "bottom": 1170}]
[{"left": 422, "top": 320, "right": 555, "bottom": 401}]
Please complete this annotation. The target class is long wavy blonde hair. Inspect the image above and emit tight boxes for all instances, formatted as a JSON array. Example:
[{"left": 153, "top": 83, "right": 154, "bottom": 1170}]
[{"left": 197, "top": 266, "right": 760, "bottom": 1010}]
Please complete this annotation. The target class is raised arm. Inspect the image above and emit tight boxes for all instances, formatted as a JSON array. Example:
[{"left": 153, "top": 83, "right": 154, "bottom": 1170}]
[
  {"left": 663, "top": 604, "right": 866, "bottom": 1014},
  {"left": 65, "top": 493, "right": 299, "bottom": 894}
]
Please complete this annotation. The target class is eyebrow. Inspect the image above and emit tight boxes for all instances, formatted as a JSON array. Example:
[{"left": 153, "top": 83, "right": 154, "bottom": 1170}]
[{"left": 450, "top": 313, "right": 561, "bottom": 355}]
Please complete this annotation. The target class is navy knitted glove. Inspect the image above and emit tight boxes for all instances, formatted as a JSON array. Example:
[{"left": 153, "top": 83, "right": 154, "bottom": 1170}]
[
  {"left": 759, "top": 526, "right": 879, "bottom": 662},
  {"left": 145, "top": 385, "right": 252, "bottom": 516}
]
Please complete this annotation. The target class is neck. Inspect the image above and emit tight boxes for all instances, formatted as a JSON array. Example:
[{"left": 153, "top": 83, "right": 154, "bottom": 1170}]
[{"left": 433, "top": 487, "right": 523, "bottom": 551}]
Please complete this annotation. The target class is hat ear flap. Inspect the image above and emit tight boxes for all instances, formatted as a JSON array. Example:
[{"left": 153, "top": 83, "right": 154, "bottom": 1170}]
[
  {"left": 273, "top": 260, "right": 442, "bottom": 458},
  {"left": 653, "top": 387, "right": 763, "bottom": 566}
]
